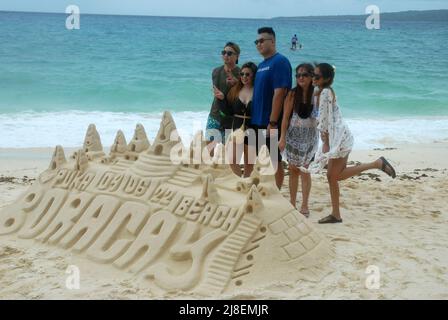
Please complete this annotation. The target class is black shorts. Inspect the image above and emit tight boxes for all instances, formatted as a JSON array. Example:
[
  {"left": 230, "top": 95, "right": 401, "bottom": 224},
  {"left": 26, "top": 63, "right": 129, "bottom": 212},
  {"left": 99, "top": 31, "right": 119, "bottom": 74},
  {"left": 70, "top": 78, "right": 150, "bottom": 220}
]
[{"left": 250, "top": 124, "right": 282, "bottom": 164}]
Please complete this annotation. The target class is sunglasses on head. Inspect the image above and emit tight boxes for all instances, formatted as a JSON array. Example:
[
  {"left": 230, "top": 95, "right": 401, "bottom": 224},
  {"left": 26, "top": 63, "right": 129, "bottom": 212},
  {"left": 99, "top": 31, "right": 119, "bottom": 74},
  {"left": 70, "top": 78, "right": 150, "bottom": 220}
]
[
  {"left": 254, "top": 38, "right": 272, "bottom": 45},
  {"left": 240, "top": 72, "right": 252, "bottom": 77},
  {"left": 221, "top": 50, "right": 236, "bottom": 57},
  {"left": 296, "top": 72, "right": 312, "bottom": 78}
]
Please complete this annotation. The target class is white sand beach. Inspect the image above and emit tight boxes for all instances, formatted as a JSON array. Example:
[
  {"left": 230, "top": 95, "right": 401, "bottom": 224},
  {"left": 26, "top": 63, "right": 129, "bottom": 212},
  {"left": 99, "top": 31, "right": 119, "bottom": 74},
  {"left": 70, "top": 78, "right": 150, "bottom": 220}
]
[{"left": 1, "top": 141, "right": 447, "bottom": 300}]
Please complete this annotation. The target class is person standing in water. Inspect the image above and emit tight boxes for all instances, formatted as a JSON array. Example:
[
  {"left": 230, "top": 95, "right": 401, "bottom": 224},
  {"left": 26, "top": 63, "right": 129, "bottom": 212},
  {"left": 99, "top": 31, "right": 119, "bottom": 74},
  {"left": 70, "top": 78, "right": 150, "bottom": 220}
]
[{"left": 291, "top": 34, "right": 298, "bottom": 50}]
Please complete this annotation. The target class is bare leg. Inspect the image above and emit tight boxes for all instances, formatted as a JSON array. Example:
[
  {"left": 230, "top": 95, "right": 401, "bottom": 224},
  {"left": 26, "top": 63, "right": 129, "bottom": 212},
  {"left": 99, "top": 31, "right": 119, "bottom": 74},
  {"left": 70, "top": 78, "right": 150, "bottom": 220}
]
[
  {"left": 323, "top": 156, "right": 394, "bottom": 223},
  {"left": 289, "top": 164, "right": 300, "bottom": 208},
  {"left": 326, "top": 156, "right": 348, "bottom": 220},
  {"left": 243, "top": 144, "right": 254, "bottom": 178},
  {"left": 300, "top": 171, "right": 312, "bottom": 213},
  {"left": 337, "top": 159, "right": 382, "bottom": 181},
  {"left": 229, "top": 140, "right": 243, "bottom": 177},
  {"left": 206, "top": 140, "right": 216, "bottom": 157},
  {"left": 275, "top": 164, "right": 285, "bottom": 190}
]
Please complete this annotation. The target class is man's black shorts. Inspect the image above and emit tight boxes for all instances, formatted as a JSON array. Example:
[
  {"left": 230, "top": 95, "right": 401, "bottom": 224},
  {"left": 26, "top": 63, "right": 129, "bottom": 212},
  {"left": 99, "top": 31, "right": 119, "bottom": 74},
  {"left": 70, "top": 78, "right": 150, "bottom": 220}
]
[{"left": 250, "top": 124, "right": 282, "bottom": 164}]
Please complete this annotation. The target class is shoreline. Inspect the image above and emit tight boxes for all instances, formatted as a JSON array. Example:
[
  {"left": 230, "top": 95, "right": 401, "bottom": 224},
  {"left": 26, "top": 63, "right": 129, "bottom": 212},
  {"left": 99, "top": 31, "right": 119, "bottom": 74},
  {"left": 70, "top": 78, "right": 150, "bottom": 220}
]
[
  {"left": 1, "top": 112, "right": 448, "bottom": 150},
  {"left": 1, "top": 141, "right": 448, "bottom": 171}
]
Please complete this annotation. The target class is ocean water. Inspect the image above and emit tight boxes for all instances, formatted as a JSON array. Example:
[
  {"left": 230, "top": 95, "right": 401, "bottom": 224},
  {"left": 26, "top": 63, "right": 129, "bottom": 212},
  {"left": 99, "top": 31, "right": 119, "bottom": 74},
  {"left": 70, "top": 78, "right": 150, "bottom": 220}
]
[{"left": 0, "top": 11, "right": 447, "bottom": 149}]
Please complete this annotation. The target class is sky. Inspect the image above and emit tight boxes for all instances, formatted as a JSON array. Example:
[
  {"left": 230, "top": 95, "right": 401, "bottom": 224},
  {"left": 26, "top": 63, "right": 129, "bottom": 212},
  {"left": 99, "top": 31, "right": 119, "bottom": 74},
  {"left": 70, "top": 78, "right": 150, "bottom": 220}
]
[{"left": 0, "top": 0, "right": 447, "bottom": 19}]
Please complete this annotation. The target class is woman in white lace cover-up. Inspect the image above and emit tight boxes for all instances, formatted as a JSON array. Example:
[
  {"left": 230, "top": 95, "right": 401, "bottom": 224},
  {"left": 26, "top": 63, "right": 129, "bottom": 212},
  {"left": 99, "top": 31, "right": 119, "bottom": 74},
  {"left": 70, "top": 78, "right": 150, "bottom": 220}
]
[{"left": 305, "top": 63, "right": 397, "bottom": 224}]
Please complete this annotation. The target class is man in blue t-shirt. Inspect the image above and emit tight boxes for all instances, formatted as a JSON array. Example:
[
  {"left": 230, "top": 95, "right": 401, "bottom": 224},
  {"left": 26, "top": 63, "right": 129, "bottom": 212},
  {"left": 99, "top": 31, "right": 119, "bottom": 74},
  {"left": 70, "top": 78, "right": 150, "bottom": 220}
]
[{"left": 252, "top": 27, "right": 292, "bottom": 189}]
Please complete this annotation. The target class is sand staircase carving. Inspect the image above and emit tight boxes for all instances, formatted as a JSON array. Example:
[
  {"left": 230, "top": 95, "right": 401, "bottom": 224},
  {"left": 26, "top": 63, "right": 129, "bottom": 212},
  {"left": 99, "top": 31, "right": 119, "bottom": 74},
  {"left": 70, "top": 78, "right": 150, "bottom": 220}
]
[{"left": 0, "top": 111, "right": 333, "bottom": 296}]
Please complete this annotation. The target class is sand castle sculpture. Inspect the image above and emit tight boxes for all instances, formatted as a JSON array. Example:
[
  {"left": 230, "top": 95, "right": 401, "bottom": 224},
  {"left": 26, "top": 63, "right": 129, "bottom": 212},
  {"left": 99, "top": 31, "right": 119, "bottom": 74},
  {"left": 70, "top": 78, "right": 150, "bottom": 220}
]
[{"left": 0, "top": 112, "right": 333, "bottom": 295}]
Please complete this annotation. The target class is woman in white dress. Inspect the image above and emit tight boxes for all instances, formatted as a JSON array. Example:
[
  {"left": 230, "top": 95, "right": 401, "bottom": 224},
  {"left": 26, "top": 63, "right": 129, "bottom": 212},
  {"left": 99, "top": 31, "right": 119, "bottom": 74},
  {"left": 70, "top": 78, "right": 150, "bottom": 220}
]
[{"left": 308, "top": 63, "right": 396, "bottom": 224}]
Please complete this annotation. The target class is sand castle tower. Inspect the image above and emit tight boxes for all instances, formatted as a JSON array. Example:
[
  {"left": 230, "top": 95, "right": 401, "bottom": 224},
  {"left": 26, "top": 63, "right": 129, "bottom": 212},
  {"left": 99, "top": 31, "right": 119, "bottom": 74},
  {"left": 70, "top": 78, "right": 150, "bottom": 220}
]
[
  {"left": 82, "top": 124, "right": 105, "bottom": 160},
  {"left": 186, "top": 130, "right": 207, "bottom": 169},
  {"left": 110, "top": 130, "right": 128, "bottom": 159},
  {"left": 148, "top": 111, "right": 181, "bottom": 156},
  {"left": 0, "top": 111, "right": 333, "bottom": 296},
  {"left": 127, "top": 124, "right": 150, "bottom": 161},
  {"left": 48, "top": 145, "right": 66, "bottom": 171}
]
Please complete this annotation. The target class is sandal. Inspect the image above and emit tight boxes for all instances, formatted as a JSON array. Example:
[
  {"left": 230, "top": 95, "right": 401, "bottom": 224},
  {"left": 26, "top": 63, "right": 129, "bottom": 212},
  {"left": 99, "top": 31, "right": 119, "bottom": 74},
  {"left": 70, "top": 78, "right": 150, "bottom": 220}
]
[
  {"left": 300, "top": 210, "right": 310, "bottom": 218},
  {"left": 380, "top": 157, "right": 396, "bottom": 179},
  {"left": 318, "top": 214, "right": 343, "bottom": 224}
]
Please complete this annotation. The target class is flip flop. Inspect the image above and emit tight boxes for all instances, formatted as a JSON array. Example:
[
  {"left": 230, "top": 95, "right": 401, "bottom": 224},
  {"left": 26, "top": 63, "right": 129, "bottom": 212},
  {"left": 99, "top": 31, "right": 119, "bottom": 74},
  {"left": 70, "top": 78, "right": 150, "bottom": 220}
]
[
  {"left": 318, "top": 214, "right": 343, "bottom": 224},
  {"left": 380, "top": 157, "right": 396, "bottom": 179}
]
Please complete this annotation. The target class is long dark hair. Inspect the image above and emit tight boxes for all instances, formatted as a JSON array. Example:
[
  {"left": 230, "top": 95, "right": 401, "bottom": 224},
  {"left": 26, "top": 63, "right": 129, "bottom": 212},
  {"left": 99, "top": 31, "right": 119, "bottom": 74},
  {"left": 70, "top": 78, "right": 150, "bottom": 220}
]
[
  {"left": 227, "top": 62, "right": 257, "bottom": 104},
  {"left": 293, "top": 63, "right": 315, "bottom": 119},
  {"left": 315, "top": 63, "right": 336, "bottom": 104},
  {"left": 316, "top": 63, "right": 335, "bottom": 88}
]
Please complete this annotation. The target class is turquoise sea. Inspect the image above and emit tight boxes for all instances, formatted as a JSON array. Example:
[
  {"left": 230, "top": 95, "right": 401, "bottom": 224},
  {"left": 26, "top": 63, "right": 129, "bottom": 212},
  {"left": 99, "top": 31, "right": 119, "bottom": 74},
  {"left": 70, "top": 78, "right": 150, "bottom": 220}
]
[{"left": 0, "top": 11, "right": 447, "bottom": 148}]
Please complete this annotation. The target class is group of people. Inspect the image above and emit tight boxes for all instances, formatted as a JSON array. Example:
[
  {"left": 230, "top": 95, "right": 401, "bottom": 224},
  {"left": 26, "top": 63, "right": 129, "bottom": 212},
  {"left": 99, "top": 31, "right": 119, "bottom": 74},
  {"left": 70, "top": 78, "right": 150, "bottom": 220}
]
[{"left": 205, "top": 27, "right": 396, "bottom": 224}]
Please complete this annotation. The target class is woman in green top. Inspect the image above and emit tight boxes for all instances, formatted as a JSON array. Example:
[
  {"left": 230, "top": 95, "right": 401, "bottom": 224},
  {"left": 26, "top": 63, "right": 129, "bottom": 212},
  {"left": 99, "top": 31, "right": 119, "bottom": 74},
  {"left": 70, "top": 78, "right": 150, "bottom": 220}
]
[{"left": 206, "top": 42, "right": 241, "bottom": 155}]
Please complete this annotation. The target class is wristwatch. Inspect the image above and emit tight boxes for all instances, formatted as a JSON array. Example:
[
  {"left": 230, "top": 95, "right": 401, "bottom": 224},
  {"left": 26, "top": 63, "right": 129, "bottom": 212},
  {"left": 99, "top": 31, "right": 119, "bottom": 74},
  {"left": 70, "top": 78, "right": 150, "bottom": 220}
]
[{"left": 269, "top": 121, "right": 278, "bottom": 127}]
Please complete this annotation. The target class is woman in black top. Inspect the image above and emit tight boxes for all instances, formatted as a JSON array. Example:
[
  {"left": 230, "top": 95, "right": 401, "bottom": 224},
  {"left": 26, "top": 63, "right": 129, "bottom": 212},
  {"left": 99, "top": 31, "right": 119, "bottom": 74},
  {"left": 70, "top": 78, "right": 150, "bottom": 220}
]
[{"left": 224, "top": 62, "right": 257, "bottom": 178}]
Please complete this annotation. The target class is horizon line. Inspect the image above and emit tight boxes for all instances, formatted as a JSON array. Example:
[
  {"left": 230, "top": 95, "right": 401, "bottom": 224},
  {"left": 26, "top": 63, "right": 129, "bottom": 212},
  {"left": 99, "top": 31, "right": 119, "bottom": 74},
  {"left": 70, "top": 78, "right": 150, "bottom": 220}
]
[{"left": 0, "top": 8, "right": 447, "bottom": 20}]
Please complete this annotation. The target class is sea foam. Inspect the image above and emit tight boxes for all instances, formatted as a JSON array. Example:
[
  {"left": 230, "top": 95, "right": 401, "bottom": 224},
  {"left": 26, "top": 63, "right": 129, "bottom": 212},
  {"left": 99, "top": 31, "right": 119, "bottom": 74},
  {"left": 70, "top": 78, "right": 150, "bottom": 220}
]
[{"left": 0, "top": 111, "right": 447, "bottom": 149}]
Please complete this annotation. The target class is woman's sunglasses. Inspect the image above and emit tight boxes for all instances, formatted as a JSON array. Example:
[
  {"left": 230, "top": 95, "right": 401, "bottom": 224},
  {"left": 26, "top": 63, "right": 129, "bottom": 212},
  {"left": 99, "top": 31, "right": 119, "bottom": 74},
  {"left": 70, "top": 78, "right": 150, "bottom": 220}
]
[
  {"left": 296, "top": 72, "right": 312, "bottom": 78},
  {"left": 221, "top": 50, "right": 235, "bottom": 57},
  {"left": 240, "top": 72, "right": 252, "bottom": 78},
  {"left": 313, "top": 74, "right": 322, "bottom": 80}
]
